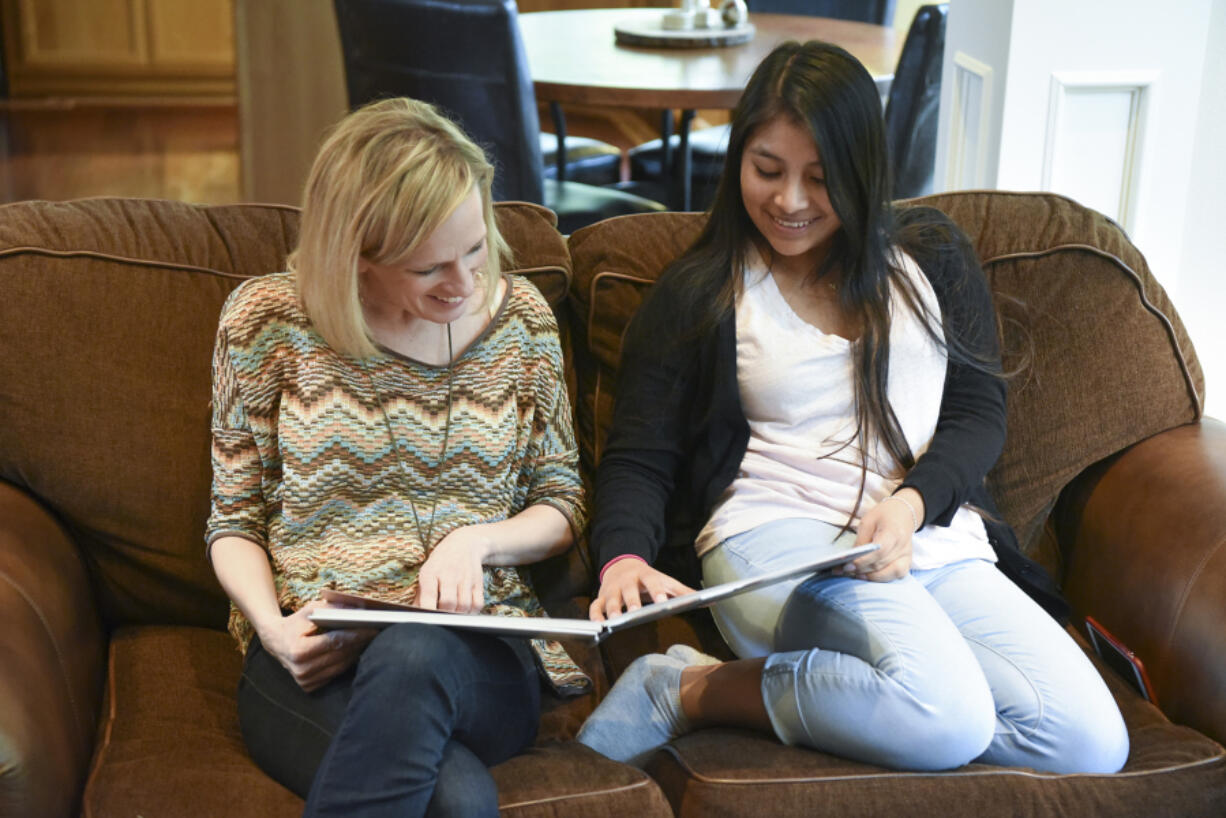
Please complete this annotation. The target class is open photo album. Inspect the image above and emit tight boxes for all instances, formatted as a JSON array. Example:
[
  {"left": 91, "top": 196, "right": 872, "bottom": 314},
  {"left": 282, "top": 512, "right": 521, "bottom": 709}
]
[{"left": 308, "top": 543, "right": 876, "bottom": 643}]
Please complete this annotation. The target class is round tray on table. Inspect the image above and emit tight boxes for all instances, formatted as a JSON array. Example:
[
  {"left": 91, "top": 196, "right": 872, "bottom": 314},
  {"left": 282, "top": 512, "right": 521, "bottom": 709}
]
[{"left": 613, "top": 19, "right": 756, "bottom": 48}]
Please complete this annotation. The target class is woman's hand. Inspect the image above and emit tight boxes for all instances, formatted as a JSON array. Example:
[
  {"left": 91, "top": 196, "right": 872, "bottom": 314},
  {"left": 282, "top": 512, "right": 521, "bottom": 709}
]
[
  {"left": 589, "top": 558, "right": 696, "bottom": 622},
  {"left": 257, "top": 601, "right": 376, "bottom": 692},
  {"left": 415, "top": 525, "right": 492, "bottom": 613},
  {"left": 850, "top": 488, "right": 924, "bottom": 582},
  {"left": 210, "top": 537, "right": 375, "bottom": 692}
]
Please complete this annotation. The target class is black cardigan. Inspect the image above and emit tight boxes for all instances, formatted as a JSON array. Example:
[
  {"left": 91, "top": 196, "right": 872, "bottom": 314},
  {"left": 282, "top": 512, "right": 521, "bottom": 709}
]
[{"left": 591, "top": 208, "right": 1069, "bottom": 622}]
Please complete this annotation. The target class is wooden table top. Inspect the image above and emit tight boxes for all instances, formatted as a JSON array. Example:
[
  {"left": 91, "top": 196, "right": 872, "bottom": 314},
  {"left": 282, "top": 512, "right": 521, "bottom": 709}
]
[{"left": 519, "top": 8, "right": 901, "bottom": 110}]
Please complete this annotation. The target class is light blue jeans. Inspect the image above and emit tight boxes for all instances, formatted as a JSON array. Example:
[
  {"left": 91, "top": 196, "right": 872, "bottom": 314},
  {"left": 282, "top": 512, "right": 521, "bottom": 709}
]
[{"left": 702, "top": 518, "right": 1129, "bottom": 773}]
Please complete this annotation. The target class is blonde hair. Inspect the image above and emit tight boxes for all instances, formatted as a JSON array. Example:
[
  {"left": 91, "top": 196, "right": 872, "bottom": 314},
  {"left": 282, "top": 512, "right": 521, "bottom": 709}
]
[{"left": 290, "top": 97, "right": 509, "bottom": 358}]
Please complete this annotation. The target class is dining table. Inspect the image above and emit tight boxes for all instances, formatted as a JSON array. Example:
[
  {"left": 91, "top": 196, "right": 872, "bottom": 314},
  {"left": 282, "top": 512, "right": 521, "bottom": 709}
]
[{"left": 518, "top": 8, "right": 902, "bottom": 209}]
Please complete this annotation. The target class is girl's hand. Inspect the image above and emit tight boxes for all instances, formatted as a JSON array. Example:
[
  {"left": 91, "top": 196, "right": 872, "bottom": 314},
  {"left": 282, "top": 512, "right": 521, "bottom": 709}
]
[
  {"left": 258, "top": 601, "right": 376, "bottom": 692},
  {"left": 589, "top": 557, "right": 695, "bottom": 622},
  {"left": 850, "top": 488, "right": 923, "bottom": 582},
  {"left": 415, "top": 525, "right": 492, "bottom": 613}
]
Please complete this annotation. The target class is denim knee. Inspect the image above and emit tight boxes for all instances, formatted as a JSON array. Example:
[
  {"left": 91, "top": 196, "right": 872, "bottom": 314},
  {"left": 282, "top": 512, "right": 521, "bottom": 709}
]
[
  {"left": 1014, "top": 687, "right": 1130, "bottom": 775},
  {"left": 766, "top": 647, "right": 996, "bottom": 771},
  {"left": 1069, "top": 712, "right": 1130, "bottom": 774},
  {"left": 426, "top": 741, "right": 499, "bottom": 818},
  {"left": 720, "top": 560, "right": 1008, "bottom": 770},
  {"left": 900, "top": 690, "right": 996, "bottom": 770},
  {"left": 862, "top": 667, "right": 995, "bottom": 770}
]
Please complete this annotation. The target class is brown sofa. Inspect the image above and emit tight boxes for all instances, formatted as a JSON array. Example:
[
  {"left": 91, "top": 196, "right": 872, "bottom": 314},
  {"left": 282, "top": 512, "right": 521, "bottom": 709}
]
[{"left": 0, "top": 191, "right": 1223, "bottom": 817}]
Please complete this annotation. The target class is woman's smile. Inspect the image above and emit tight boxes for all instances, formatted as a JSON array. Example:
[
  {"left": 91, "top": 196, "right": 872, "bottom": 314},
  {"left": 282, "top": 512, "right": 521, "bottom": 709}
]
[{"left": 740, "top": 115, "right": 841, "bottom": 276}]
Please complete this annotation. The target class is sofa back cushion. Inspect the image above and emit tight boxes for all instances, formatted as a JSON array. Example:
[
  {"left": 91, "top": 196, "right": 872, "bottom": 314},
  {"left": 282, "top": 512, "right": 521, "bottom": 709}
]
[
  {"left": 567, "top": 213, "right": 706, "bottom": 477},
  {"left": 0, "top": 198, "right": 571, "bottom": 629},
  {"left": 922, "top": 191, "right": 1202, "bottom": 561},
  {"left": 566, "top": 192, "right": 1203, "bottom": 564}
]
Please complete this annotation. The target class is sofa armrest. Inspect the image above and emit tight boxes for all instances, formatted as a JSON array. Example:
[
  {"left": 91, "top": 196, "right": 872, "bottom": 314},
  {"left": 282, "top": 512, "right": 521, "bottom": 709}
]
[
  {"left": 1055, "top": 419, "right": 1226, "bottom": 745},
  {"left": 0, "top": 481, "right": 106, "bottom": 818}
]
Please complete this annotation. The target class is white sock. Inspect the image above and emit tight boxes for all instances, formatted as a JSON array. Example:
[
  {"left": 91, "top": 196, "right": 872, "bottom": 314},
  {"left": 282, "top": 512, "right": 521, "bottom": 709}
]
[
  {"left": 666, "top": 643, "right": 721, "bottom": 666},
  {"left": 576, "top": 653, "right": 688, "bottom": 767}
]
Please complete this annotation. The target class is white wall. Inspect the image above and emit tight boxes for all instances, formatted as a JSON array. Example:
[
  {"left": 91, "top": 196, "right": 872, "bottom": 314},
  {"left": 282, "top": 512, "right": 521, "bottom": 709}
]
[
  {"left": 995, "top": 0, "right": 1210, "bottom": 281},
  {"left": 933, "top": 0, "right": 1012, "bottom": 190},
  {"left": 936, "top": 0, "right": 1224, "bottom": 419},
  {"left": 1177, "top": 0, "right": 1226, "bottom": 420}
]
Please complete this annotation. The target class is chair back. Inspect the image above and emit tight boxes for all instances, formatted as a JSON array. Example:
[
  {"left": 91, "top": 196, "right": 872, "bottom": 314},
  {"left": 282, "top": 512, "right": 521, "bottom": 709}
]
[
  {"left": 884, "top": 2, "right": 948, "bottom": 198},
  {"left": 749, "top": 0, "right": 896, "bottom": 24},
  {"left": 332, "top": 0, "right": 546, "bottom": 204}
]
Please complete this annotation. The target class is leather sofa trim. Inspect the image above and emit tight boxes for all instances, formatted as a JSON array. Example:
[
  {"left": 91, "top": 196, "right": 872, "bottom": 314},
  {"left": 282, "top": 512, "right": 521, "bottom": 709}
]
[
  {"left": 0, "top": 567, "right": 92, "bottom": 748},
  {"left": 980, "top": 244, "right": 1202, "bottom": 418},
  {"left": 1163, "top": 519, "right": 1225, "bottom": 655},
  {"left": 655, "top": 743, "right": 1226, "bottom": 785}
]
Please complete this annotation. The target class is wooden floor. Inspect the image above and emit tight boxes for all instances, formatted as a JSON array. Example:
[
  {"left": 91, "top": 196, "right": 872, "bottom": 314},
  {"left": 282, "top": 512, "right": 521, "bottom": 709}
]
[{"left": 0, "top": 99, "right": 688, "bottom": 206}]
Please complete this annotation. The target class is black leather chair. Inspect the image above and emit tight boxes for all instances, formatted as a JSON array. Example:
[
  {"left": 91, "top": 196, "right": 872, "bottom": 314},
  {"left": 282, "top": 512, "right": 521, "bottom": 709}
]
[
  {"left": 883, "top": 3, "right": 947, "bottom": 198},
  {"left": 625, "top": 0, "right": 899, "bottom": 210},
  {"left": 332, "top": 0, "right": 664, "bottom": 233}
]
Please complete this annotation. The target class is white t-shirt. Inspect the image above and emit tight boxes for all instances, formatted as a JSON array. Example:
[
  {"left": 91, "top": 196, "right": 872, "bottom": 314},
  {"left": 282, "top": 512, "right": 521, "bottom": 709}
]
[{"left": 695, "top": 249, "right": 995, "bottom": 570}]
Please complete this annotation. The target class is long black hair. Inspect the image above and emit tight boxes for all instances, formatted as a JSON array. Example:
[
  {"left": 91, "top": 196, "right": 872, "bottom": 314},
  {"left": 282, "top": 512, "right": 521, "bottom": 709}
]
[{"left": 668, "top": 40, "right": 1000, "bottom": 511}]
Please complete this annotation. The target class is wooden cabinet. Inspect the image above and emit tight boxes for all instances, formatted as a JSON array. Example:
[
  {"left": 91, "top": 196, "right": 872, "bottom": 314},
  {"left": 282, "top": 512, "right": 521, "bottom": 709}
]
[{"left": 1, "top": 0, "right": 235, "bottom": 97}]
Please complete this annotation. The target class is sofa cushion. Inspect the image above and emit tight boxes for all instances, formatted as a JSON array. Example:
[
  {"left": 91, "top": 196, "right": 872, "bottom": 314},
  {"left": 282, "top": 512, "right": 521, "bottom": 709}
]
[
  {"left": 0, "top": 198, "right": 300, "bottom": 630},
  {"left": 643, "top": 663, "right": 1226, "bottom": 817},
  {"left": 914, "top": 191, "right": 1203, "bottom": 566},
  {"left": 494, "top": 200, "right": 572, "bottom": 309},
  {"left": 82, "top": 627, "right": 302, "bottom": 818},
  {"left": 82, "top": 626, "right": 670, "bottom": 818},
  {"left": 0, "top": 198, "right": 574, "bottom": 630},
  {"left": 567, "top": 212, "right": 705, "bottom": 475},
  {"left": 495, "top": 745, "right": 673, "bottom": 817},
  {"left": 566, "top": 193, "right": 1204, "bottom": 567}
]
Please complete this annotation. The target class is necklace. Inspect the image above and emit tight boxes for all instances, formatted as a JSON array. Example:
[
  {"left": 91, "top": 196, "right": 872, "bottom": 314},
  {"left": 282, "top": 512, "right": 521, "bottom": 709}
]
[{"left": 363, "top": 322, "right": 455, "bottom": 551}]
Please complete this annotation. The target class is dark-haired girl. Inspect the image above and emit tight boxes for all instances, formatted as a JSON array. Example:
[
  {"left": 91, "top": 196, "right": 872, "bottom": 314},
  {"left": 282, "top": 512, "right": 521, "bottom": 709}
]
[{"left": 576, "top": 41, "right": 1127, "bottom": 773}]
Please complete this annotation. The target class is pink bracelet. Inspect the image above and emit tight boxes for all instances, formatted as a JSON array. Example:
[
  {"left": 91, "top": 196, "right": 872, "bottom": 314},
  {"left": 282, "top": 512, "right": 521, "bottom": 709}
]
[{"left": 599, "top": 554, "right": 648, "bottom": 583}]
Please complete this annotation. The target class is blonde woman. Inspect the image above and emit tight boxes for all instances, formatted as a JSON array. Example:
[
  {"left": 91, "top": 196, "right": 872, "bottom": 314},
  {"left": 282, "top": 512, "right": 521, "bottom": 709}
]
[{"left": 206, "top": 98, "right": 587, "bottom": 817}]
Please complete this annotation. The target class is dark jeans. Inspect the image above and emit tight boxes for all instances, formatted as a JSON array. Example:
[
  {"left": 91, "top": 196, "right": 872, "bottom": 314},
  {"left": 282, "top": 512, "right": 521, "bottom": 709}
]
[{"left": 237, "top": 623, "right": 541, "bottom": 818}]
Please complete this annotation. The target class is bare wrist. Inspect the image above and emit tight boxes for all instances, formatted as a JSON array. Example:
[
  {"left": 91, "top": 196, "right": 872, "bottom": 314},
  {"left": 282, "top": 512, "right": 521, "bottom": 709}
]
[
  {"left": 251, "top": 613, "right": 286, "bottom": 648},
  {"left": 464, "top": 524, "right": 497, "bottom": 564}
]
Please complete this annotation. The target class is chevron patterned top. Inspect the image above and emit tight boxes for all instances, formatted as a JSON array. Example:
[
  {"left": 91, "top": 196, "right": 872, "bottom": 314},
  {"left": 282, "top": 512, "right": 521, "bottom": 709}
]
[{"left": 206, "top": 271, "right": 590, "bottom": 694}]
